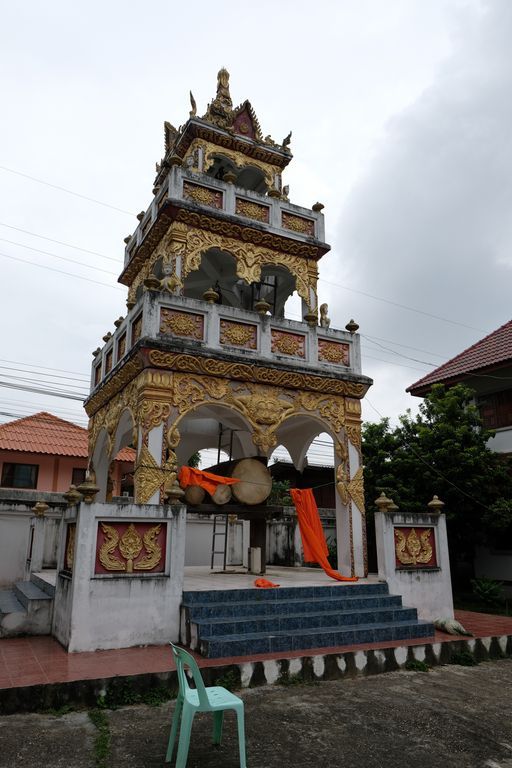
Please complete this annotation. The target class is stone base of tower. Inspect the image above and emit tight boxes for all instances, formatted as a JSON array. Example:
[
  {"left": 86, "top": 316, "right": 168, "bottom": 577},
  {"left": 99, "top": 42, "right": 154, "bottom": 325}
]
[{"left": 52, "top": 501, "right": 186, "bottom": 652}]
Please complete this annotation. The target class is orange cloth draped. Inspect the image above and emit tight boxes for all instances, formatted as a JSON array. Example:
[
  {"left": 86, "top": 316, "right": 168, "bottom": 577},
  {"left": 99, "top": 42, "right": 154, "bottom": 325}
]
[
  {"left": 254, "top": 578, "right": 280, "bottom": 589},
  {"left": 290, "top": 488, "right": 358, "bottom": 582},
  {"left": 178, "top": 466, "right": 240, "bottom": 496}
]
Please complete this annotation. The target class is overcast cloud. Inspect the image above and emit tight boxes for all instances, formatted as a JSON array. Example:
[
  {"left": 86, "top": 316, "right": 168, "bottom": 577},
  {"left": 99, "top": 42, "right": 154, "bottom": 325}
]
[{"left": 0, "top": 0, "right": 507, "bottom": 441}]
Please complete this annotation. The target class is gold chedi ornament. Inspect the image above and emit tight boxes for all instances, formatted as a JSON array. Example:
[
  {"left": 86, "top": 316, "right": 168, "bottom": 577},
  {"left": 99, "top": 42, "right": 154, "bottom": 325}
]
[
  {"left": 32, "top": 501, "right": 49, "bottom": 517},
  {"left": 427, "top": 495, "right": 445, "bottom": 514},
  {"left": 345, "top": 319, "right": 359, "bottom": 335},
  {"left": 203, "top": 286, "right": 220, "bottom": 303},
  {"left": 63, "top": 484, "right": 83, "bottom": 507},
  {"left": 76, "top": 468, "right": 100, "bottom": 504},
  {"left": 254, "top": 298, "right": 271, "bottom": 315}
]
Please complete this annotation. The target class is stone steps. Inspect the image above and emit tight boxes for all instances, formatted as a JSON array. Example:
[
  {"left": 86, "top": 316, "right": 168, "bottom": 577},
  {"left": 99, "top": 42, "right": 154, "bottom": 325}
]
[
  {"left": 180, "top": 583, "right": 435, "bottom": 658},
  {"left": 0, "top": 575, "right": 54, "bottom": 638}
]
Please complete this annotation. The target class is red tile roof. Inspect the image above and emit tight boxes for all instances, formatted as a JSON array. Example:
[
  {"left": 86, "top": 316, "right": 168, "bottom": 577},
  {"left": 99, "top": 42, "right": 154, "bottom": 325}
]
[
  {"left": 0, "top": 412, "right": 135, "bottom": 461},
  {"left": 408, "top": 319, "right": 512, "bottom": 396}
]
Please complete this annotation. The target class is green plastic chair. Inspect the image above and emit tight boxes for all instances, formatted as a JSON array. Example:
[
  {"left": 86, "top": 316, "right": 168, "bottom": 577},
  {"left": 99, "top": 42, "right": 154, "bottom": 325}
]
[{"left": 166, "top": 643, "right": 247, "bottom": 768}]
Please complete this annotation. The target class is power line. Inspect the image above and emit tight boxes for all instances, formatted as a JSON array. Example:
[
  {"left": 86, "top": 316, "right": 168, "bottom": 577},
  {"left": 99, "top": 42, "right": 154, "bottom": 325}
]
[
  {"left": 362, "top": 333, "right": 447, "bottom": 361},
  {"left": 0, "top": 165, "right": 134, "bottom": 216},
  {"left": 0, "top": 251, "right": 124, "bottom": 291},
  {"left": 318, "top": 276, "right": 485, "bottom": 332},
  {"left": 0, "top": 381, "right": 85, "bottom": 401},
  {"left": 0, "top": 221, "right": 121, "bottom": 262},
  {"left": 0, "top": 358, "right": 89, "bottom": 378},
  {"left": 0, "top": 237, "right": 118, "bottom": 276},
  {"left": 362, "top": 351, "right": 430, "bottom": 373},
  {"left": 361, "top": 334, "right": 437, "bottom": 367},
  {"left": 0, "top": 364, "right": 89, "bottom": 384}
]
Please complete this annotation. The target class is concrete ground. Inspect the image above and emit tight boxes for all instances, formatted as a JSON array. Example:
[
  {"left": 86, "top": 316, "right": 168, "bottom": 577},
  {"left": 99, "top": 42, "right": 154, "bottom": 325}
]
[{"left": 1, "top": 660, "right": 511, "bottom": 768}]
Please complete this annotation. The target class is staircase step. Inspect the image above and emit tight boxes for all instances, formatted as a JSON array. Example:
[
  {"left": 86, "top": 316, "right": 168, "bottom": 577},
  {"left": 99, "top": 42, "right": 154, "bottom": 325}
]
[
  {"left": 0, "top": 589, "right": 25, "bottom": 615},
  {"left": 200, "top": 619, "right": 435, "bottom": 658},
  {"left": 14, "top": 581, "right": 53, "bottom": 609},
  {"left": 182, "top": 582, "right": 389, "bottom": 605},
  {"left": 195, "top": 606, "right": 419, "bottom": 638},
  {"left": 30, "top": 572, "right": 56, "bottom": 598},
  {"left": 185, "top": 593, "right": 403, "bottom": 620}
]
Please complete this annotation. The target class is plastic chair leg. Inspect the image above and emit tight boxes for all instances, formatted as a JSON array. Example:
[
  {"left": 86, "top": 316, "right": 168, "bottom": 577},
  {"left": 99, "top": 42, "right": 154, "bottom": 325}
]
[
  {"left": 235, "top": 707, "right": 247, "bottom": 768},
  {"left": 175, "top": 706, "right": 195, "bottom": 768},
  {"left": 165, "top": 697, "right": 183, "bottom": 764},
  {"left": 212, "top": 710, "right": 224, "bottom": 745}
]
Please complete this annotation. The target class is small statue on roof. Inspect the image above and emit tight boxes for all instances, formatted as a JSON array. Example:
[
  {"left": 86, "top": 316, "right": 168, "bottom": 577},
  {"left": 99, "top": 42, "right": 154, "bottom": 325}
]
[{"left": 320, "top": 303, "right": 330, "bottom": 329}]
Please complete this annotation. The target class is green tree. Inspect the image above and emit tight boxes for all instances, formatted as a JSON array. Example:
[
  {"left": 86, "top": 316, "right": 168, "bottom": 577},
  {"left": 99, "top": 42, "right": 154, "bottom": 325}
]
[{"left": 362, "top": 384, "right": 512, "bottom": 563}]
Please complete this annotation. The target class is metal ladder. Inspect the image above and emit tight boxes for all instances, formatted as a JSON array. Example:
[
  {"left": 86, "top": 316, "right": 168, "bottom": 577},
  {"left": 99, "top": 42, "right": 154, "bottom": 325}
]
[{"left": 210, "top": 514, "right": 229, "bottom": 570}]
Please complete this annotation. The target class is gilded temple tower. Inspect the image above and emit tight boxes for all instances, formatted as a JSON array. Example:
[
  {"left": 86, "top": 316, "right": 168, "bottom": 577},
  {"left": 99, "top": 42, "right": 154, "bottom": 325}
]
[{"left": 84, "top": 70, "right": 372, "bottom": 576}]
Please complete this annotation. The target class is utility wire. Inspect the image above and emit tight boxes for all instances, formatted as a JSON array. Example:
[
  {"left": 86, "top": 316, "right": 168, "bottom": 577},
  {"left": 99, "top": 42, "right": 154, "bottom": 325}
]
[
  {"left": 0, "top": 221, "right": 121, "bottom": 262},
  {"left": 0, "top": 251, "right": 124, "bottom": 291},
  {"left": 0, "top": 358, "right": 89, "bottom": 378},
  {"left": 361, "top": 334, "right": 437, "bottom": 367},
  {"left": 0, "top": 237, "right": 118, "bottom": 276},
  {"left": 0, "top": 165, "right": 134, "bottom": 216},
  {"left": 0, "top": 381, "right": 85, "bottom": 401}
]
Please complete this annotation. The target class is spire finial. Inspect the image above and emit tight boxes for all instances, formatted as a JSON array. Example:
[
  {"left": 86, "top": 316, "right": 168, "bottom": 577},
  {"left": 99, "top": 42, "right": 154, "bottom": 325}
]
[{"left": 216, "top": 67, "right": 232, "bottom": 108}]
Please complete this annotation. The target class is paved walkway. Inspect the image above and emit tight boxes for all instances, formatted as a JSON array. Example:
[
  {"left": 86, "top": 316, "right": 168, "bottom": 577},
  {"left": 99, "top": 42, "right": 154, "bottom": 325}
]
[
  {"left": 0, "top": 660, "right": 511, "bottom": 768},
  {"left": 1, "top": 609, "right": 511, "bottom": 690}
]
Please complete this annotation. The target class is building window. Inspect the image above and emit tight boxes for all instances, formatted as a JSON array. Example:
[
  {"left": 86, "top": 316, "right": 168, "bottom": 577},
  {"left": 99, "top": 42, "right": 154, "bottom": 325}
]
[
  {"left": 478, "top": 389, "right": 512, "bottom": 430},
  {"left": 1, "top": 463, "right": 39, "bottom": 489},
  {"left": 71, "top": 467, "right": 87, "bottom": 486}
]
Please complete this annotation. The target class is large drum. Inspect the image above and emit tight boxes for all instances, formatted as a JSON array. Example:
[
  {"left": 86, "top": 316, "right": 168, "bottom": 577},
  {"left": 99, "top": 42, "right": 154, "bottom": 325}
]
[{"left": 231, "top": 458, "right": 272, "bottom": 506}]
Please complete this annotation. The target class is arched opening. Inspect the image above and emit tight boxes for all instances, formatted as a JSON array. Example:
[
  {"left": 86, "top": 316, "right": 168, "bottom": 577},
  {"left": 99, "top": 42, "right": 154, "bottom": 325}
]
[{"left": 205, "top": 153, "right": 268, "bottom": 193}]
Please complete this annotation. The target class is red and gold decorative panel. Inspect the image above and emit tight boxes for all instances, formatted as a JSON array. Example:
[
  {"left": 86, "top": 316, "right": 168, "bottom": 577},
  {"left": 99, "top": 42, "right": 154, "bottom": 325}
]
[
  {"left": 318, "top": 339, "right": 350, "bottom": 366},
  {"left": 94, "top": 364, "right": 101, "bottom": 387},
  {"left": 160, "top": 308, "right": 204, "bottom": 340},
  {"left": 64, "top": 523, "right": 76, "bottom": 572},
  {"left": 105, "top": 349, "right": 113, "bottom": 374},
  {"left": 132, "top": 313, "right": 143, "bottom": 344},
  {"left": 95, "top": 521, "right": 167, "bottom": 574},
  {"left": 220, "top": 320, "right": 257, "bottom": 349},
  {"left": 232, "top": 107, "right": 257, "bottom": 139},
  {"left": 235, "top": 198, "right": 270, "bottom": 223},
  {"left": 183, "top": 182, "right": 223, "bottom": 209},
  {"left": 281, "top": 211, "right": 315, "bottom": 236},
  {"left": 117, "top": 332, "right": 127, "bottom": 361},
  {"left": 394, "top": 527, "right": 437, "bottom": 568},
  {"left": 271, "top": 329, "right": 306, "bottom": 358}
]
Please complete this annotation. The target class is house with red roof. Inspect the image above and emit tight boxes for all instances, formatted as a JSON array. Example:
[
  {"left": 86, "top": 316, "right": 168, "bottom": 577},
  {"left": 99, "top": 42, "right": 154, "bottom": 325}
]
[
  {"left": 408, "top": 319, "right": 512, "bottom": 455},
  {"left": 0, "top": 412, "right": 135, "bottom": 496},
  {"left": 408, "top": 320, "right": 512, "bottom": 589}
]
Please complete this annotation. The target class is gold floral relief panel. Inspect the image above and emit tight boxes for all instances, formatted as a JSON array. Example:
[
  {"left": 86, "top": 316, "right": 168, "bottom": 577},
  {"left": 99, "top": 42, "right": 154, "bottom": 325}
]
[
  {"left": 183, "top": 181, "right": 223, "bottom": 209},
  {"left": 318, "top": 339, "right": 350, "bottom": 366},
  {"left": 160, "top": 308, "right": 204, "bottom": 340},
  {"left": 281, "top": 211, "right": 315, "bottom": 237},
  {"left": 271, "top": 330, "right": 305, "bottom": 358},
  {"left": 219, "top": 320, "right": 257, "bottom": 349},
  {"left": 95, "top": 521, "right": 167, "bottom": 574},
  {"left": 131, "top": 313, "right": 143, "bottom": 344},
  {"left": 235, "top": 198, "right": 270, "bottom": 223},
  {"left": 395, "top": 527, "right": 437, "bottom": 568}
]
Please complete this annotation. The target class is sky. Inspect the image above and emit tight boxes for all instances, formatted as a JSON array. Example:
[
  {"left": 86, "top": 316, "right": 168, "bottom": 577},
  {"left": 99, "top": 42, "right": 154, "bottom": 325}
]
[{"left": 0, "top": 0, "right": 510, "bottom": 465}]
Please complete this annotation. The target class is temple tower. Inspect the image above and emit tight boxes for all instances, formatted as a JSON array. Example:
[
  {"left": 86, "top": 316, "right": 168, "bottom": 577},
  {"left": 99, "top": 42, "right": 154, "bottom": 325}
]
[{"left": 84, "top": 70, "right": 372, "bottom": 576}]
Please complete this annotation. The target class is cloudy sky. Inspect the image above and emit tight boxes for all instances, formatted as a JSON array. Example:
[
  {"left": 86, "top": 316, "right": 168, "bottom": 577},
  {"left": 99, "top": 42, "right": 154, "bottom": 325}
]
[{"left": 0, "top": 0, "right": 509, "bottom": 455}]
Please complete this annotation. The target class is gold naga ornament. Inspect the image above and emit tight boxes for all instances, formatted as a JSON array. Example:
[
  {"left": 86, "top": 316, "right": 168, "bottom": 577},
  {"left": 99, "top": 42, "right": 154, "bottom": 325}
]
[
  {"left": 395, "top": 528, "right": 434, "bottom": 566},
  {"left": 98, "top": 522, "right": 163, "bottom": 573}
]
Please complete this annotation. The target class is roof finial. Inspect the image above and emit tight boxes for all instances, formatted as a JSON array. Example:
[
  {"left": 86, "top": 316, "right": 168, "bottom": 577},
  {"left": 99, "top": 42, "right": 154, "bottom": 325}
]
[
  {"left": 189, "top": 91, "right": 197, "bottom": 117},
  {"left": 216, "top": 67, "right": 232, "bottom": 108}
]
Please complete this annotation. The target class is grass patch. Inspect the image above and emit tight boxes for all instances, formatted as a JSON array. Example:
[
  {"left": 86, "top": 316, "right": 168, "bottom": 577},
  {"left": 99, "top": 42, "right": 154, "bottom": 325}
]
[
  {"left": 96, "top": 681, "right": 176, "bottom": 710},
  {"left": 213, "top": 670, "right": 240, "bottom": 691},
  {"left": 276, "top": 671, "right": 304, "bottom": 686},
  {"left": 405, "top": 659, "right": 429, "bottom": 673},
  {"left": 450, "top": 650, "right": 478, "bottom": 667},
  {"left": 88, "top": 708, "right": 110, "bottom": 768}
]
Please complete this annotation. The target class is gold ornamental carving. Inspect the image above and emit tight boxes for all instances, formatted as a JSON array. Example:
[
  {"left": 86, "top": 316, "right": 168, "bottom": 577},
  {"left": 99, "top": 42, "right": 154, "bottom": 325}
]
[
  {"left": 348, "top": 466, "right": 365, "bottom": 513},
  {"left": 85, "top": 357, "right": 143, "bottom": 417},
  {"left": 336, "top": 464, "right": 350, "bottom": 505},
  {"left": 134, "top": 445, "right": 166, "bottom": 503},
  {"left": 281, "top": 211, "right": 315, "bottom": 236},
  {"left": 220, "top": 320, "right": 257, "bottom": 348},
  {"left": 271, "top": 331, "right": 305, "bottom": 357},
  {"left": 98, "top": 522, "right": 163, "bottom": 573},
  {"left": 138, "top": 398, "right": 171, "bottom": 431},
  {"left": 299, "top": 391, "right": 346, "bottom": 434},
  {"left": 235, "top": 198, "right": 270, "bottom": 223},
  {"left": 395, "top": 528, "right": 433, "bottom": 566},
  {"left": 199, "top": 140, "right": 276, "bottom": 188},
  {"left": 147, "top": 350, "right": 370, "bottom": 399},
  {"left": 318, "top": 340, "right": 349, "bottom": 365},
  {"left": 173, "top": 373, "right": 229, "bottom": 414},
  {"left": 183, "top": 182, "right": 223, "bottom": 209},
  {"left": 65, "top": 524, "right": 76, "bottom": 571},
  {"left": 182, "top": 227, "right": 311, "bottom": 307},
  {"left": 160, "top": 309, "right": 204, "bottom": 340},
  {"left": 228, "top": 386, "right": 296, "bottom": 453}
]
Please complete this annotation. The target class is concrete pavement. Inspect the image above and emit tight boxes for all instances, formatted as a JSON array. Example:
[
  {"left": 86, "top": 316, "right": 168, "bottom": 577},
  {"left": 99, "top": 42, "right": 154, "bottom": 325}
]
[{"left": 0, "top": 659, "right": 511, "bottom": 768}]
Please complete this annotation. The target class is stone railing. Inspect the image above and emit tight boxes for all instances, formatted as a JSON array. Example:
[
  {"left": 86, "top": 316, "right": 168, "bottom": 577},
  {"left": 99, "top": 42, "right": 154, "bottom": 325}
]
[
  {"left": 123, "top": 166, "right": 326, "bottom": 269},
  {"left": 91, "top": 292, "right": 362, "bottom": 391}
]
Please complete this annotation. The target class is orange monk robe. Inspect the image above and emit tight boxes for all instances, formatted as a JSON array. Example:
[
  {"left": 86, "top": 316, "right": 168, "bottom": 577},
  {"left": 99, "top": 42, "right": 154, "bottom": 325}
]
[{"left": 178, "top": 466, "right": 240, "bottom": 496}]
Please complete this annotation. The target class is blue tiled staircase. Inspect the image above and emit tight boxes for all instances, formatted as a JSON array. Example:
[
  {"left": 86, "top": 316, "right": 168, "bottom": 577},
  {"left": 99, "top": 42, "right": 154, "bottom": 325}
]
[{"left": 180, "top": 582, "right": 434, "bottom": 658}]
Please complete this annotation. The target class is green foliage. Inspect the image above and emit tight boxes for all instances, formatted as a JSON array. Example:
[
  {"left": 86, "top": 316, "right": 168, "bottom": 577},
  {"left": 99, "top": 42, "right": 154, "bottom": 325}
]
[
  {"left": 362, "top": 383, "right": 512, "bottom": 560},
  {"left": 187, "top": 451, "right": 201, "bottom": 468},
  {"left": 405, "top": 659, "right": 429, "bottom": 672},
  {"left": 268, "top": 479, "right": 292, "bottom": 506},
  {"left": 88, "top": 709, "right": 110, "bottom": 768},
  {"left": 276, "top": 671, "right": 303, "bottom": 686},
  {"left": 449, "top": 650, "right": 478, "bottom": 667},
  {"left": 96, "top": 681, "right": 175, "bottom": 710},
  {"left": 471, "top": 577, "right": 505, "bottom": 606},
  {"left": 213, "top": 670, "right": 240, "bottom": 691}
]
